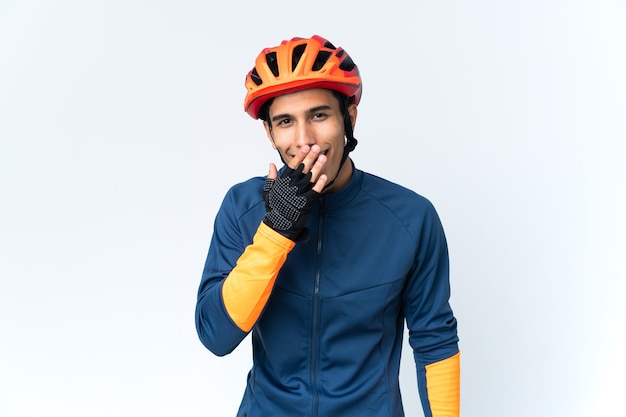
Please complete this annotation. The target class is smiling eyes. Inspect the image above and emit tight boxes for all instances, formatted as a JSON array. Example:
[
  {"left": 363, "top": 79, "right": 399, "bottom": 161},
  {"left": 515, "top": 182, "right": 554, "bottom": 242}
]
[{"left": 276, "top": 113, "right": 327, "bottom": 126}]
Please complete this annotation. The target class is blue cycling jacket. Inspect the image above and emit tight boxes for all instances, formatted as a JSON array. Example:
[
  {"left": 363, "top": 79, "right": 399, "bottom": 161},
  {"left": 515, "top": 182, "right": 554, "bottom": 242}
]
[{"left": 196, "top": 165, "right": 460, "bottom": 417}]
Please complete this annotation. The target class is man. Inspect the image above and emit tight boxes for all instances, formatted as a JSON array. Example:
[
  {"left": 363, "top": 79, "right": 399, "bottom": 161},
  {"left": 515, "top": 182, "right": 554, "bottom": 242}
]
[{"left": 195, "top": 34, "right": 460, "bottom": 417}]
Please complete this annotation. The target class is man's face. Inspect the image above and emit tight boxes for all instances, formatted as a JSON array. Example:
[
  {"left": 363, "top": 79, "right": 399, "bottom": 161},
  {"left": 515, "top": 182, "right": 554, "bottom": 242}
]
[{"left": 264, "top": 88, "right": 357, "bottom": 192}]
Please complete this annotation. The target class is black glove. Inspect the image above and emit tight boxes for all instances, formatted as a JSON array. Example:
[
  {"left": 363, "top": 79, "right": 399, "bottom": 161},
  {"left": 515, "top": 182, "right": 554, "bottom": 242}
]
[{"left": 263, "top": 163, "right": 320, "bottom": 241}]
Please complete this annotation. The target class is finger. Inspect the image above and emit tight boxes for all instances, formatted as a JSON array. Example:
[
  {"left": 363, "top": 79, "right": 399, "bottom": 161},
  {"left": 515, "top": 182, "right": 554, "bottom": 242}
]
[
  {"left": 267, "top": 162, "right": 278, "bottom": 180},
  {"left": 300, "top": 145, "right": 321, "bottom": 173},
  {"left": 288, "top": 145, "right": 311, "bottom": 170},
  {"left": 308, "top": 153, "right": 327, "bottom": 183},
  {"left": 312, "top": 174, "right": 328, "bottom": 193}
]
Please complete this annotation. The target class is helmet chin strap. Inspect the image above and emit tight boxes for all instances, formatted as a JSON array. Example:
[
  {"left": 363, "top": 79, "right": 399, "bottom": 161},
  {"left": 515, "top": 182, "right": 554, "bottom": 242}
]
[{"left": 322, "top": 107, "right": 357, "bottom": 191}]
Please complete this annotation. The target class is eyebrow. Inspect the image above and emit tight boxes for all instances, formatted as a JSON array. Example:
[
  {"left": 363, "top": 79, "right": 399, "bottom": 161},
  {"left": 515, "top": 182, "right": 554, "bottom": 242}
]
[{"left": 270, "top": 105, "right": 333, "bottom": 123}]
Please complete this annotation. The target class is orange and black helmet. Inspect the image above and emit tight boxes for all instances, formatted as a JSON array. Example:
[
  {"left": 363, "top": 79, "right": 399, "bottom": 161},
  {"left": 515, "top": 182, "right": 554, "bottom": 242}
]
[{"left": 244, "top": 35, "right": 362, "bottom": 119}]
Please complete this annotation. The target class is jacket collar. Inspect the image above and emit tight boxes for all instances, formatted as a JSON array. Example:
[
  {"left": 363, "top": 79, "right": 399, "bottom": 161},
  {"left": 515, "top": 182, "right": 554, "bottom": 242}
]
[{"left": 322, "top": 160, "right": 363, "bottom": 212}]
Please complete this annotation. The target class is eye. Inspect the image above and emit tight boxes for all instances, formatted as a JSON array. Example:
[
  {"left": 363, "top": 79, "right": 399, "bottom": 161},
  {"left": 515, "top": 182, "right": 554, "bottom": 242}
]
[
  {"left": 312, "top": 112, "right": 327, "bottom": 120},
  {"left": 277, "top": 118, "right": 292, "bottom": 126}
]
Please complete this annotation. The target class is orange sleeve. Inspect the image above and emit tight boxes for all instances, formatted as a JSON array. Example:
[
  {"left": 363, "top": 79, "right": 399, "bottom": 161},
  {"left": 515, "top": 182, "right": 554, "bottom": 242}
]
[
  {"left": 222, "top": 222, "right": 295, "bottom": 332},
  {"left": 425, "top": 351, "right": 461, "bottom": 417}
]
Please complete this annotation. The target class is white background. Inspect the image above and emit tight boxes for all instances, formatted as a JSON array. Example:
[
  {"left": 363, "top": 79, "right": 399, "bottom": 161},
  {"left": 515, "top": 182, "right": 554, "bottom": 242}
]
[{"left": 1, "top": 1, "right": 625, "bottom": 416}]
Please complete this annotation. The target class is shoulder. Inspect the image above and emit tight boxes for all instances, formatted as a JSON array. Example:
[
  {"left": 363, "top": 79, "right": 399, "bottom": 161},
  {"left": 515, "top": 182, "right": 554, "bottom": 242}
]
[
  {"left": 356, "top": 170, "right": 443, "bottom": 238},
  {"left": 213, "top": 176, "right": 267, "bottom": 241},
  {"left": 227, "top": 176, "right": 265, "bottom": 197},
  {"left": 220, "top": 176, "right": 266, "bottom": 215},
  {"left": 360, "top": 170, "right": 435, "bottom": 211}
]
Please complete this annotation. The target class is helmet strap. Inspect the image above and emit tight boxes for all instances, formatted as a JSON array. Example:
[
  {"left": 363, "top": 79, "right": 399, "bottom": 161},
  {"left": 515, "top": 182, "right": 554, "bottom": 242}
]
[{"left": 323, "top": 96, "right": 357, "bottom": 190}]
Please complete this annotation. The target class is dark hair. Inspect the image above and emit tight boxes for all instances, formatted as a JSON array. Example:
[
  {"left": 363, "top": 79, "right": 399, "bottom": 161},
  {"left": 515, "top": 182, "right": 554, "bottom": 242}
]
[{"left": 258, "top": 98, "right": 273, "bottom": 122}]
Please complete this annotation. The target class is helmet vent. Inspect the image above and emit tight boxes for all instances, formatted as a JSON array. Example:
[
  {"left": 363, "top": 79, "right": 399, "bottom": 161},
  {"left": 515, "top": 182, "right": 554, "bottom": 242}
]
[
  {"left": 265, "top": 52, "right": 280, "bottom": 76},
  {"left": 292, "top": 44, "right": 307, "bottom": 71},
  {"left": 339, "top": 55, "right": 355, "bottom": 72},
  {"left": 335, "top": 49, "right": 345, "bottom": 58},
  {"left": 312, "top": 51, "right": 332, "bottom": 71},
  {"left": 323, "top": 41, "right": 336, "bottom": 50},
  {"left": 250, "top": 68, "right": 263, "bottom": 86}
]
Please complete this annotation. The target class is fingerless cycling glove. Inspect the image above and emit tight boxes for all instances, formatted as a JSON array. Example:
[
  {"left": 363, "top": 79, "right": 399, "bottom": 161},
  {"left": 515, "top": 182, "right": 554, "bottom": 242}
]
[{"left": 263, "top": 164, "right": 320, "bottom": 241}]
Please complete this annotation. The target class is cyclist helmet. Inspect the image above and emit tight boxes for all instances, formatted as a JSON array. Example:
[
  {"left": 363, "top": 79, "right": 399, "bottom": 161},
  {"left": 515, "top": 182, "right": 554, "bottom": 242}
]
[{"left": 244, "top": 35, "right": 362, "bottom": 119}]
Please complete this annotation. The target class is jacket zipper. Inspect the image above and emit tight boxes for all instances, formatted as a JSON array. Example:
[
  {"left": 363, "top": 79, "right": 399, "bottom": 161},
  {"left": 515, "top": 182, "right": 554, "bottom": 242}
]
[{"left": 310, "top": 197, "right": 325, "bottom": 417}]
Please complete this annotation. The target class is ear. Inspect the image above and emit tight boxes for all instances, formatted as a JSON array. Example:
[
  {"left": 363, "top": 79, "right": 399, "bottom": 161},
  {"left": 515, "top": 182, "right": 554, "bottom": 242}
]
[
  {"left": 348, "top": 104, "right": 358, "bottom": 131},
  {"left": 263, "top": 120, "right": 277, "bottom": 149}
]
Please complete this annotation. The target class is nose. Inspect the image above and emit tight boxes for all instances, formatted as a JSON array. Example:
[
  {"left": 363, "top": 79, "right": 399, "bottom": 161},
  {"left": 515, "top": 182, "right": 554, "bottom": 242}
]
[{"left": 294, "top": 122, "right": 316, "bottom": 148}]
